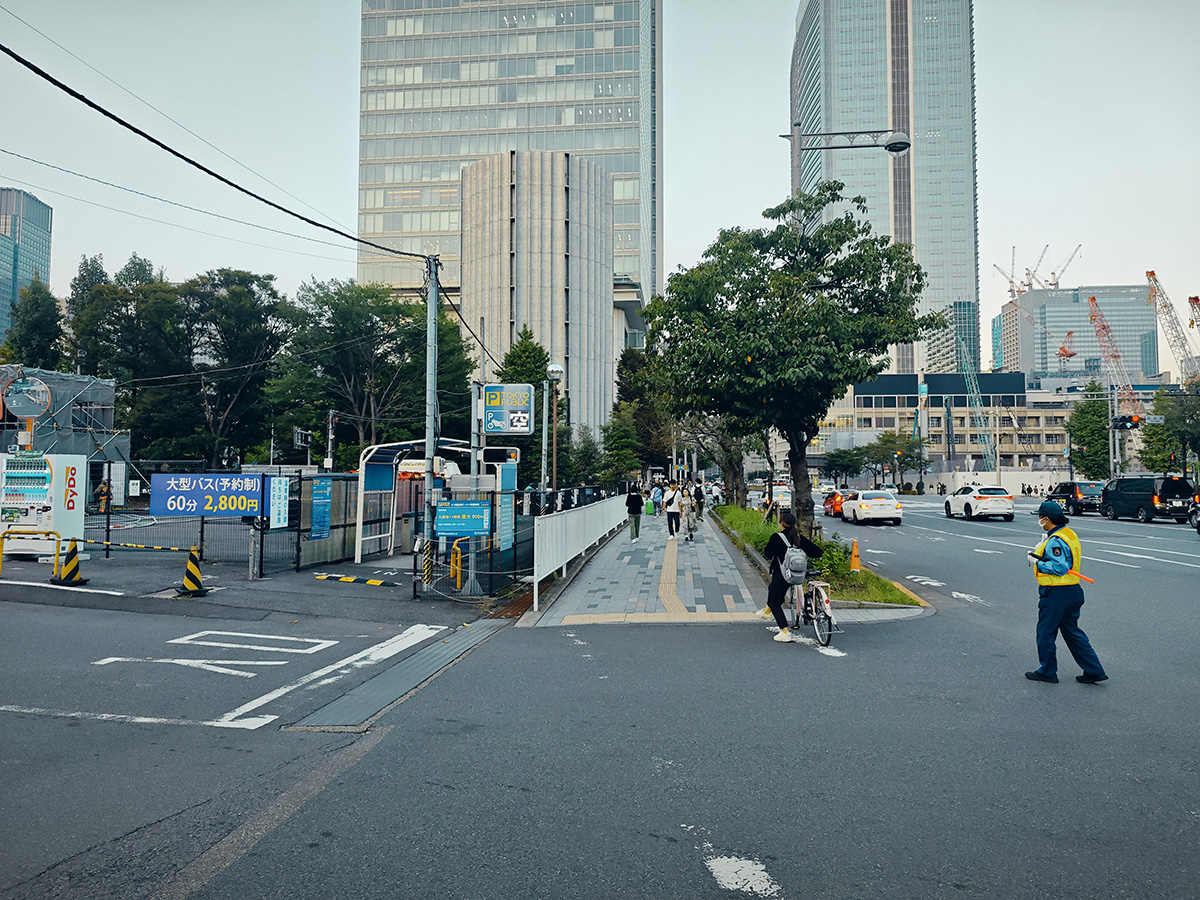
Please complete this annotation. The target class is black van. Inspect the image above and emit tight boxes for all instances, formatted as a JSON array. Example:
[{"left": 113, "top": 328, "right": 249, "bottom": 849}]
[
  {"left": 1100, "top": 474, "right": 1197, "bottom": 523},
  {"left": 1045, "top": 480, "right": 1105, "bottom": 516}
]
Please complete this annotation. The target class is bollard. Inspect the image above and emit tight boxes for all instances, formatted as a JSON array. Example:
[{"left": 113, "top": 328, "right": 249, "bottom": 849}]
[
  {"left": 178, "top": 546, "right": 209, "bottom": 597},
  {"left": 50, "top": 539, "right": 89, "bottom": 586}
]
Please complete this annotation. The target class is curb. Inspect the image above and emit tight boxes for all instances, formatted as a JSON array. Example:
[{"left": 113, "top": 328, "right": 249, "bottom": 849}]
[{"left": 709, "top": 509, "right": 925, "bottom": 610}]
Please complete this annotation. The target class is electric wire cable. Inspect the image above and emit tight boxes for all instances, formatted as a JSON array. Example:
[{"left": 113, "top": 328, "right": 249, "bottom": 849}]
[
  {"left": 0, "top": 40, "right": 428, "bottom": 264},
  {"left": 0, "top": 2, "right": 352, "bottom": 234},
  {"left": 0, "top": 147, "right": 365, "bottom": 253}
]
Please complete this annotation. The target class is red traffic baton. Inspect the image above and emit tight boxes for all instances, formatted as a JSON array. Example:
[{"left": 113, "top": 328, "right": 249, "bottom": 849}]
[{"left": 1068, "top": 569, "right": 1095, "bottom": 584}]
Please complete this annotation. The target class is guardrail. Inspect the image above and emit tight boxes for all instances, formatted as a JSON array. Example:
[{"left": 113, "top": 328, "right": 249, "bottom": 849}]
[
  {"left": 0, "top": 529, "right": 63, "bottom": 577},
  {"left": 532, "top": 495, "right": 627, "bottom": 611}
]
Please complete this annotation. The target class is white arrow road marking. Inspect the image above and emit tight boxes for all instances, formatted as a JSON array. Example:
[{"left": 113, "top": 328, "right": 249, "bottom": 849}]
[
  {"left": 208, "top": 624, "right": 446, "bottom": 729},
  {"left": 93, "top": 658, "right": 289, "bottom": 678},
  {"left": 704, "top": 856, "right": 782, "bottom": 897},
  {"left": 952, "top": 591, "right": 992, "bottom": 607},
  {"left": 907, "top": 575, "right": 946, "bottom": 586}
]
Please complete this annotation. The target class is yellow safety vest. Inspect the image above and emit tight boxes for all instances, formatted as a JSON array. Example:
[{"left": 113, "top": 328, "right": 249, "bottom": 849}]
[{"left": 1034, "top": 526, "right": 1082, "bottom": 586}]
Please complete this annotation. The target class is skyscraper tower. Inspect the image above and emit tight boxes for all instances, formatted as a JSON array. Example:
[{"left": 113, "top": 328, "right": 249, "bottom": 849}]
[
  {"left": 0, "top": 188, "right": 53, "bottom": 338},
  {"left": 789, "top": 0, "right": 979, "bottom": 374},
  {"left": 358, "top": 1, "right": 663, "bottom": 298}
]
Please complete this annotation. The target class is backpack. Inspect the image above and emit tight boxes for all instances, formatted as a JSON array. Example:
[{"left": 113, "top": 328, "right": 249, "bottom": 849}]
[{"left": 781, "top": 546, "right": 809, "bottom": 585}]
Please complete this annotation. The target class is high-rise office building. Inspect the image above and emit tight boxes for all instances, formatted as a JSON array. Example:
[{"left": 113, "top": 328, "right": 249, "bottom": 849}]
[
  {"left": 358, "top": 0, "right": 663, "bottom": 298},
  {"left": 789, "top": 0, "right": 979, "bottom": 374},
  {"left": 0, "top": 188, "right": 53, "bottom": 338}
]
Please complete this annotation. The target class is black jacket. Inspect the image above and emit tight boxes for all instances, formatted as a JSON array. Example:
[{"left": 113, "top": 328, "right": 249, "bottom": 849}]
[
  {"left": 626, "top": 491, "right": 644, "bottom": 515},
  {"left": 765, "top": 530, "right": 823, "bottom": 580}
]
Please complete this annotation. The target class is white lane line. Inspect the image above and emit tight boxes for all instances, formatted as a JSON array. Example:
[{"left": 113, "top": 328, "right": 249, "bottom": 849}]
[
  {"left": 1098, "top": 550, "right": 1200, "bottom": 569},
  {"left": 208, "top": 624, "right": 446, "bottom": 729},
  {"left": 705, "top": 856, "right": 783, "bottom": 897},
  {"left": 0, "top": 705, "right": 210, "bottom": 728},
  {"left": 901, "top": 523, "right": 1143, "bottom": 568},
  {"left": 93, "top": 658, "right": 289, "bottom": 678},
  {"left": 0, "top": 579, "right": 124, "bottom": 596},
  {"left": 168, "top": 631, "right": 339, "bottom": 654}
]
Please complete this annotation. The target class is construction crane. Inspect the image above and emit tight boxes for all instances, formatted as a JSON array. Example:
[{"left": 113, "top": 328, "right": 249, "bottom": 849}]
[
  {"left": 1024, "top": 244, "right": 1050, "bottom": 290},
  {"left": 1025, "top": 314, "right": 1078, "bottom": 375},
  {"left": 1146, "top": 271, "right": 1200, "bottom": 383},
  {"left": 1189, "top": 295, "right": 1200, "bottom": 329},
  {"left": 1047, "top": 244, "right": 1081, "bottom": 288},
  {"left": 993, "top": 246, "right": 1024, "bottom": 301},
  {"left": 958, "top": 335, "right": 997, "bottom": 472},
  {"left": 1088, "top": 295, "right": 1144, "bottom": 417}
]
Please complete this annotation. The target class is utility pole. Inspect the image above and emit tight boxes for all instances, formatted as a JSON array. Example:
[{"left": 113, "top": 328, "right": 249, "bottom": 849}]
[
  {"left": 421, "top": 256, "right": 440, "bottom": 595},
  {"left": 325, "top": 410, "right": 335, "bottom": 471}
]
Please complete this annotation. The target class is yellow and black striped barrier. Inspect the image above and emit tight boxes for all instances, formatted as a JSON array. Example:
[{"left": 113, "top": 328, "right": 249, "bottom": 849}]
[
  {"left": 315, "top": 574, "right": 405, "bottom": 588},
  {"left": 80, "top": 538, "right": 196, "bottom": 552}
]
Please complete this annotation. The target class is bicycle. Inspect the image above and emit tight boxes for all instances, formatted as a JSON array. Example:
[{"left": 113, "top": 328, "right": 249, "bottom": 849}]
[{"left": 789, "top": 567, "right": 836, "bottom": 646}]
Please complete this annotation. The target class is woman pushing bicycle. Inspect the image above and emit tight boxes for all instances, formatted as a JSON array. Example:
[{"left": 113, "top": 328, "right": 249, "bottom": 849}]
[{"left": 758, "top": 511, "right": 823, "bottom": 643}]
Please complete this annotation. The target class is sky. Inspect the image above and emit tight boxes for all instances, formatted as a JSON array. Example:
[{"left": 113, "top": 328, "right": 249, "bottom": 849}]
[{"left": 1, "top": 1, "right": 1198, "bottom": 371}]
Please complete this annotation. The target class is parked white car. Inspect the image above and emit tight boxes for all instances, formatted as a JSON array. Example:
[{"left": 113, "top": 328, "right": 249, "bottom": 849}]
[
  {"left": 841, "top": 490, "right": 903, "bottom": 525},
  {"left": 944, "top": 484, "right": 1014, "bottom": 521}
]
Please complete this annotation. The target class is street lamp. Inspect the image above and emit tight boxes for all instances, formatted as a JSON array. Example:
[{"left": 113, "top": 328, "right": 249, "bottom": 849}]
[
  {"left": 789, "top": 128, "right": 911, "bottom": 156},
  {"left": 547, "top": 363, "right": 564, "bottom": 491}
]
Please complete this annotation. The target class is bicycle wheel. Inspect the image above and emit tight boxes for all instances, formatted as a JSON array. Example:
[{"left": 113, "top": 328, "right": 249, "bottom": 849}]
[{"left": 811, "top": 587, "right": 832, "bottom": 646}]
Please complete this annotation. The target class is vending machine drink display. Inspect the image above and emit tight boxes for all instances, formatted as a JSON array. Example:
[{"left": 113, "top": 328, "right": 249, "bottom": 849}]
[{"left": 0, "top": 453, "right": 87, "bottom": 555}]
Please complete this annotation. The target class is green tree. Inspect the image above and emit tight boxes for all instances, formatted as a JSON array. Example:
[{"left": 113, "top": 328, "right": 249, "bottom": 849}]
[
  {"left": 684, "top": 414, "right": 748, "bottom": 505},
  {"left": 181, "top": 269, "right": 291, "bottom": 465},
  {"left": 644, "top": 182, "right": 940, "bottom": 534},
  {"left": 599, "top": 401, "right": 641, "bottom": 487},
  {"left": 1, "top": 274, "right": 63, "bottom": 369},
  {"left": 114, "top": 252, "right": 158, "bottom": 290},
  {"left": 615, "top": 347, "right": 672, "bottom": 469},
  {"left": 1138, "top": 383, "right": 1200, "bottom": 475},
  {"left": 1065, "top": 380, "right": 1112, "bottom": 480},
  {"left": 67, "top": 254, "right": 109, "bottom": 318},
  {"left": 571, "top": 425, "right": 602, "bottom": 485},
  {"left": 822, "top": 447, "right": 865, "bottom": 485}
]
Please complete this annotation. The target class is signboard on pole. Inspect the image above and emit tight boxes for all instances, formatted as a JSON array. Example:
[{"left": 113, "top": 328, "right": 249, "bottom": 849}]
[
  {"left": 310, "top": 478, "right": 333, "bottom": 540},
  {"left": 483, "top": 383, "right": 534, "bottom": 435},
  {"left": 149, "top": 474, "right": 263, "bottom": 516},
  {"left": 435, "top": 500, "right": 491, "bottom": 536},
  {"left": 268, "top": 475, "right": 290, "bottom": 529}
]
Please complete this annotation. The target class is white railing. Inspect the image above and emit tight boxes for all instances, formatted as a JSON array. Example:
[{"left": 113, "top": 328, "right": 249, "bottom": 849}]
[{"left": 533, "top": 495, "right": 627, "bottom": 610}]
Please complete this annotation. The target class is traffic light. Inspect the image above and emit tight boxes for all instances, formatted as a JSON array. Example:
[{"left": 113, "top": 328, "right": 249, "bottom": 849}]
[
  {"left": 894, "top": 450, "right": 902, "bottom": 459},
  {"left": 1110, "top": 415, "right": 1142, "bottom": 430},
  {"left": 1169, "top": 452, "right": 1178, "bottom": 468}
]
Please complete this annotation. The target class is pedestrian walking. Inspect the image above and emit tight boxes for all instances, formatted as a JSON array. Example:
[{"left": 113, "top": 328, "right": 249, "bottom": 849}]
[
  {"left": 1025, "top": 500, "right": 1108, "bottom": 685},
  {"left": 625, "top": 485, "right": 644, "bottom": 542},
  {"left": 681, "top": 488, "right": 697, "bottom": 541},
  {"left": 693, "top": 481, "right": 705, "bottom": 521},
  {"left": 663, "top": 481, "right": 683, "bottom": 540},
  {"left": 651, "top": 483, "right": 664, "bottom": 516},
  {"left": 757, "top": 512, "right": 823, "bottom": 642}
]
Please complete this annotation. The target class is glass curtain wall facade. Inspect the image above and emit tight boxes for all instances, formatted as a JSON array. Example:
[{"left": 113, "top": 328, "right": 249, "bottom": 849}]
[
  {"left": 358, "top": 0, "right": 662, "bottom": 295},
  {"left": 790, "top": 0, "right": 979, "bottom": 374},
  {"left": 0, "top": 188, "right": 53, "bottom": 338},
  {"left": 1025, "top": 285, "right": 1158, "bottom": 383}
]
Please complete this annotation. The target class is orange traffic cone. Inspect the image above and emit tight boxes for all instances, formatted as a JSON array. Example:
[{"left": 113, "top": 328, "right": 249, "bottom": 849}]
[{"left": 850, "top": 539, "right": 862, "bottom": 572}]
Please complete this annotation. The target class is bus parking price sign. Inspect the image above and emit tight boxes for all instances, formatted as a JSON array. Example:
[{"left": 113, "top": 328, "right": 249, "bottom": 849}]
[
  {"left": 483, "top": 383, "right": 534, "bottom": 435},
  {"left": 149, "top": 474, "right": 263, "bottom": 516},
  {"left": 435, "top": 500, "right": 491, "bottom": 537}
]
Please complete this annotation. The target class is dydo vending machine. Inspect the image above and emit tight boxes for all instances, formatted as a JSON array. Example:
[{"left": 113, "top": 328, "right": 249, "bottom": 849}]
[{"left": 1, "top": 374, "right": 87, "bottom": 555}]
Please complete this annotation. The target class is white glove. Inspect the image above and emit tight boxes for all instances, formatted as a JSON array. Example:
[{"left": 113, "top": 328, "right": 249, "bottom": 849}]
[{"left": 1027, "top": 551, "right": 1038, "bottom": 564}]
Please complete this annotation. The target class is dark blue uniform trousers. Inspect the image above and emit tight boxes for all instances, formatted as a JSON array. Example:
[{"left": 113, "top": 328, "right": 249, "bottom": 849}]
[{"left": 1035, "top": 583, "right": 1105, "bottom": 678}]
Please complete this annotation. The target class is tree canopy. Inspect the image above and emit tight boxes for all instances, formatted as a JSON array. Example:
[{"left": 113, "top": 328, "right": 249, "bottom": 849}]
[
  {"left": 643, "top": 182, "right": 941, "bottom": 532},
  {"left": 1065, "top": 380, "right": 1112, "bottom": 480}
]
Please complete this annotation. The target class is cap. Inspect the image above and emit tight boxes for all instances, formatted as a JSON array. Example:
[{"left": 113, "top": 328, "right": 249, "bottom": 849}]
[{"left": 1035, "top": 500, "right": 1068, "bottom": 524}]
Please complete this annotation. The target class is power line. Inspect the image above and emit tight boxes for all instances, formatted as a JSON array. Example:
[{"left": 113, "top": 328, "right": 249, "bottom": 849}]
[
  {"left": 0, "top": 172, "right": 358, "bottom": 265},
  {"left": 437, "top": 281, "right": 503, "bottom": 370},
  {"left": 0, "top": 2, "right": 352, "bottom": 234},
  {"left": 0, "top": 39, "right": 428, "bottom": 263},
  {"left": 0, "top": 147, "right": 360, "bottom": 253}
]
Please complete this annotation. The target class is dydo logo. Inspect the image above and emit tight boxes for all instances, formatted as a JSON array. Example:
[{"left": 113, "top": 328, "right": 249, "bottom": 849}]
[{"left": 64, "top": 466, "right": 79, "bottom": 511}]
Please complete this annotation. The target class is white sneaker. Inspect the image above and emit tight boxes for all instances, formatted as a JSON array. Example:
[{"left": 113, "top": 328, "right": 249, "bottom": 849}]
[
  {"left": 755, "top": 607, "right": 773, "bottom": 620},
  {"left": 773, "top": 629, "right": 794, "bottom": 643}
]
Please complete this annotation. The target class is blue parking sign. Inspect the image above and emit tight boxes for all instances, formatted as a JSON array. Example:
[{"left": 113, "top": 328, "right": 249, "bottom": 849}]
[{"left": 483, "top": 383, "right": 534, "bottom": 435}]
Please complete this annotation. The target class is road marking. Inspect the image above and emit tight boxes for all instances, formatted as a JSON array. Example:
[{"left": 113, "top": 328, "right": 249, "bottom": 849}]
[
  {"left": 0, "top": 579, "right": 124, "bottom": 596},
  {"left": 973, "top": 549, "right": 1003, "bottom": 554},
  {"left": 208, "top": 624, "right": 445, "bottom": 729},
  {"left": 902, "top": 523, "right": 1143, "bottom": 568},
  {"left": 1093, "top": 550, "right": 1200, "bottom": 569},
  {"left": 864, "top": 549, "right": 893, "bottom": 554},
  {"left": 906, "top": 575, "right": 946, "bottom": 586},
  {"left": 704, "top": 856, "right": 782, "bottom": 897},
  {"left": 92, "top": 658, "right": 290, "bottom": 678},
  {"left": 168, "top": 631, "right": 339, "bottom": 654},
  {"left": 952, "top": 591, "right": 992, "bottom": 607}
]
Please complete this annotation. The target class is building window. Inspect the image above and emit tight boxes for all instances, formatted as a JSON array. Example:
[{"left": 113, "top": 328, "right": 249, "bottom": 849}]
[
  {"left": 929, "top": 416, "right": 942, "bottom": 428},
  {"left": 856, "top": 417, "right": 873, "bottom": 428},
  {"left": 876, "top": 417, "right": 896, "bottom": 428},
  {"left": 1018, "top": 433, "right": 1039, "bottom": 445}
]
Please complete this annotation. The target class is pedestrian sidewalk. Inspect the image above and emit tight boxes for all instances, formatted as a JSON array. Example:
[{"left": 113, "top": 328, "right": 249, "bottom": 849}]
[{"left": 533, "top": 511, "right": 926, "bottom": 627}]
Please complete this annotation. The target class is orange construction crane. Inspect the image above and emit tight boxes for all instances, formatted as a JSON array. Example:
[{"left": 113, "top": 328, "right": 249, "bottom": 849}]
[
  {"left": 1189, "top": 295, "right": 1200, "bottom": 329},
  {"left": 1088, "top": 296, "right": 1144, "bottom": 417},
  {"left": 1026, "top": 315, "right": 1078, "bottom": 375}
]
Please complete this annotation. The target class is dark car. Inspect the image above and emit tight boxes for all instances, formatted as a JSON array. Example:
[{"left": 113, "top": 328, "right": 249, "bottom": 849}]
[
  {"left": 1100, "top": 474, "right": 1198, "bottom": 523},
  {"left": 1045, "top": 480, "right": 1105, "bottom": 516}
]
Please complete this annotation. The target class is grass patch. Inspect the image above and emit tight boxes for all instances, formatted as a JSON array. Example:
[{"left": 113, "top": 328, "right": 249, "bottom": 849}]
[{"left": 713, "top": 505, "right": 922, "bottom": 607}]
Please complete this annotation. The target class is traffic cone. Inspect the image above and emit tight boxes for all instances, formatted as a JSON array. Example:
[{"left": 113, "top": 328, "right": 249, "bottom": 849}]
[
  {"left": 51, "top": 539, "right": 89, "bottom": 586},
  {"left": 850, "top": 539, "right": 862, "bottom": 572},
  {"left": 177, "top": 546, "right": 209, "bottom": 597}
]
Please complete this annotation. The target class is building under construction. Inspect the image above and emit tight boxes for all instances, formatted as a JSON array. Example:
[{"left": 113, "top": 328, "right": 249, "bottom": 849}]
[
  {"left": 991, "top": 285, "right": 1159, "bottom": 388},
  {"left": 0, "top": 365, "right": 130, "bottom": 499}
]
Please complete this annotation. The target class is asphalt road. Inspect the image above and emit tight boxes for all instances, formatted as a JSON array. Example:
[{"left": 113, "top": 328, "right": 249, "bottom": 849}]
[{"left": 3, "top": 499, "right": 1199, "bottom": 899}]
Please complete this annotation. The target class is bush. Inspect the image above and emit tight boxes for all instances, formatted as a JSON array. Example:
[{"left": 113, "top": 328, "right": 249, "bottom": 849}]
[{"left": 716, "top": 505, "right": 851, "bottom": 578}]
